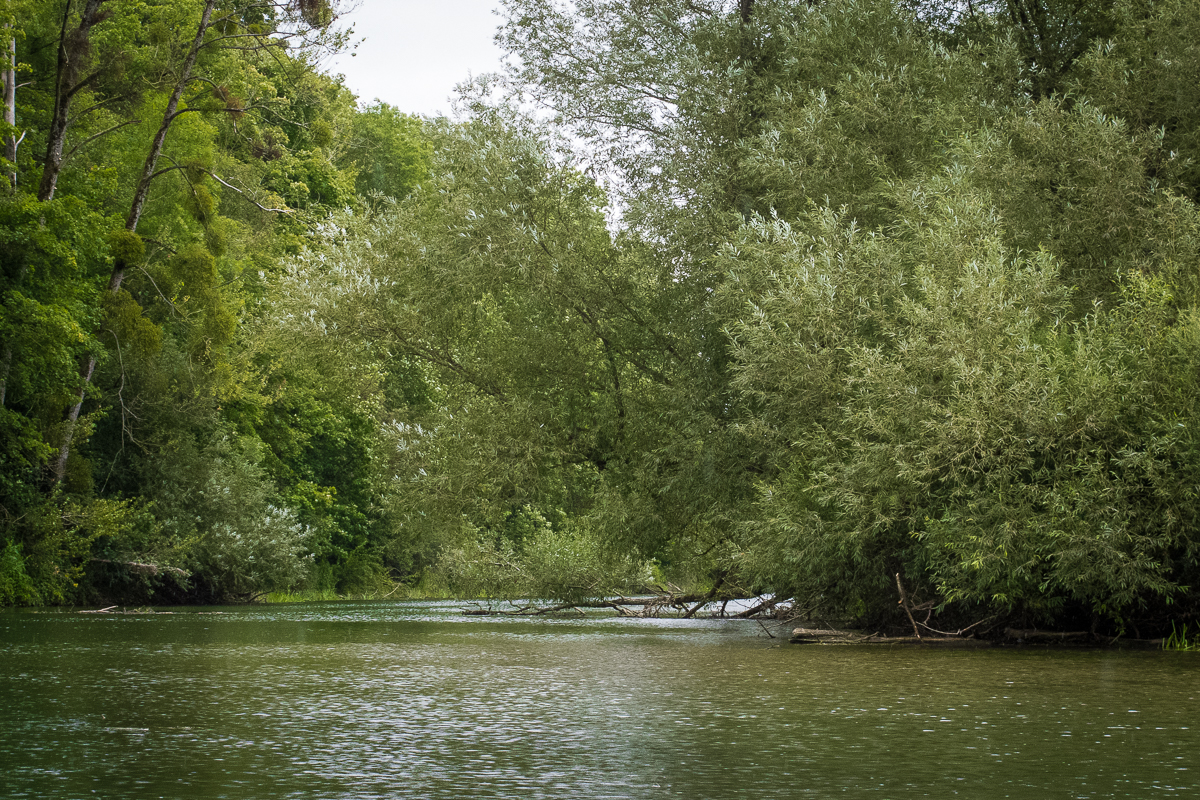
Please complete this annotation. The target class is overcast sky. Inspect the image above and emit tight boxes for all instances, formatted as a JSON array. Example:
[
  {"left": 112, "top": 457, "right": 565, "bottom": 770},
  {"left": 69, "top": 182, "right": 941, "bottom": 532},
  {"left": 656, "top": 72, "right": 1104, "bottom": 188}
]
[{"left": 324, "top": 0, "right": 509, "bottom": 117}]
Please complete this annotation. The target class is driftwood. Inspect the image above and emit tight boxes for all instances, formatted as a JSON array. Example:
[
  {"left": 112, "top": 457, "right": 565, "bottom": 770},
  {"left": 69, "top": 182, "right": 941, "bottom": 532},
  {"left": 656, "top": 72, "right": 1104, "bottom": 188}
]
[
  {"left": 790, "top": 627, "right": 881, "bottom": 644},
  {"left": 788, "top": 625, "right": 1163, "bottom": 647},
  {"left": 80, "top": 606, "right": 175, "bottom": 614},
  {"left": 999, "top": 628, "right": 1165, "bottom": 647},
  {"left": 789, "top": 628, "right": 996, "bottom": 646},
  {"left": 79, "top": 607, "right": 227, "bottom": 615},
  {"left": 81, "top": 605, "right": 120, "bottom": 614}
]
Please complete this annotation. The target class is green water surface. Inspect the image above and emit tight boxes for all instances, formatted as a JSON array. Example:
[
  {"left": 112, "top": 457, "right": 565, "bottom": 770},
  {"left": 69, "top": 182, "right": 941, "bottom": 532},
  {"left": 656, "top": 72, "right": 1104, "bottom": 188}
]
[{"left": 1, "top": 601, "right": 1196, "bottom": 798}]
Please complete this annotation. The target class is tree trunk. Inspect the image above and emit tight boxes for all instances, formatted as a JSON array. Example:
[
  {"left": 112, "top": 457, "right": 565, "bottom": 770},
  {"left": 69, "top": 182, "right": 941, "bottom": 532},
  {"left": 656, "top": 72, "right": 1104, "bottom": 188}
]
[
  {"left": 4, "top": 25, "right": 17, "bottom": 190},
  {"left": 2, "top": 26, "right": 21, "bottom": 404},
  {"left": 121, "top": 0, "right": 216, "bottom": 251},
  {"left": 52, "top": 0, "right": 215, "bottom": 485},
  {"left": 37, "top": 0, "right": 108, "bottom": 203}
]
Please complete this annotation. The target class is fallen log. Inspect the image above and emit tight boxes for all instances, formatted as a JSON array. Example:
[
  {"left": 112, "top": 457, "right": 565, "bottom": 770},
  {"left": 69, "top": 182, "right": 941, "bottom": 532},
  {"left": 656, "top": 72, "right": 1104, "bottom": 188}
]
[
  {"left": 789, "top": 627, "right": 860, "bottom": 643},
  {"left": 79, "top": 606, "right": 174, "bottom": 614},
  {"left": 733, "top": 595, "right": 786, "bottom": 619}
]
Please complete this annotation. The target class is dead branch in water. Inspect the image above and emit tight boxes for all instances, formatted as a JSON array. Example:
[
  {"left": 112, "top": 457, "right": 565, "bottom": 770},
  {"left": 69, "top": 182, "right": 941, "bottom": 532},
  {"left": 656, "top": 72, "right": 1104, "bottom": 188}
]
[
  {"left": 683, "top": 571, "right": 726, "bottom": 619},
  {"left": 733, "top": 595, "right": 787, "bottom": 619},
  {"left": 459, "top": 590, "right": 781, "bottom": 618},
  {"left": 1004, "top": 628, "right": 1091, "bottom": 642},
  {"left": 79, "top": 606, "right": 175, "bottom": 614},
  {"left": 895, "top": 573, "right": 922, "bottom": 639}
]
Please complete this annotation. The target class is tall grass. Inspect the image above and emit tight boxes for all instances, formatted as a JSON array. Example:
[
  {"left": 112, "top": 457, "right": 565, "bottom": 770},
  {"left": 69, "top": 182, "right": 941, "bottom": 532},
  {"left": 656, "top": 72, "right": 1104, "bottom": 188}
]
[
  {"left": 1162, "top": 622, "right": 1200, "bottom": 651},
  {"left": 263, "top": 588, "right": 343, "bottom": 603}
]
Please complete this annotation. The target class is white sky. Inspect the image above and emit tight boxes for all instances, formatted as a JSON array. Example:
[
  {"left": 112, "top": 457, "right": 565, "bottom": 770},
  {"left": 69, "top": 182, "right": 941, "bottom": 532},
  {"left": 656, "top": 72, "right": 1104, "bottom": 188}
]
[{"left": 325, "top": 0, "right": 509, "bottom": 117}]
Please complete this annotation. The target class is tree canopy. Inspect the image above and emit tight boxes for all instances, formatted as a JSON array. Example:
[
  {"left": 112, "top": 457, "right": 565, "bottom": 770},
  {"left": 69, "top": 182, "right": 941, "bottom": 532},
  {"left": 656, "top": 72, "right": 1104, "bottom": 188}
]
[
  {"left": 5, "top": 0, "right": 1200, "bottom": 637},
  {"left": 1, "top": 0, "right": 426, "bottom": 603}
]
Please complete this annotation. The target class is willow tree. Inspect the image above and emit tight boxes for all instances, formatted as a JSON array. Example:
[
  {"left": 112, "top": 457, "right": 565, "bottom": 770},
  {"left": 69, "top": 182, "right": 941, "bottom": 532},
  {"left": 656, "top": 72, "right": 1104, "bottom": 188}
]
[
  {"left": 716, "top": 0, "right": 1200, "bottom": 628},
  {"left": 494, "top": 0, "right": 1200, "bottom": 630},
  {"left": 263, "top": 107, "right": 671, "bottom": 598}
]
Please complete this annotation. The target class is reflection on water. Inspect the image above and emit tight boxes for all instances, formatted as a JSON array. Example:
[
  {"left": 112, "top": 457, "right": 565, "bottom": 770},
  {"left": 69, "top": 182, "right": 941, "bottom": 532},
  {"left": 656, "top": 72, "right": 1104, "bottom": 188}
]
[{"left": 2, "top": 601, "right": 1197, "bottom": 798}]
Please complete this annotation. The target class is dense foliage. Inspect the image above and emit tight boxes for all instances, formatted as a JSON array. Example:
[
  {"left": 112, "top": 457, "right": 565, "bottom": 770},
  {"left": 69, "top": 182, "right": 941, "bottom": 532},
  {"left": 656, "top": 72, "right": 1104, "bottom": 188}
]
[
  {"left": 5, "top": 0, "right": 1200, "bottom": 636},
  {"left": 1, "top": 0, "right": 428, "bottom": 603}
]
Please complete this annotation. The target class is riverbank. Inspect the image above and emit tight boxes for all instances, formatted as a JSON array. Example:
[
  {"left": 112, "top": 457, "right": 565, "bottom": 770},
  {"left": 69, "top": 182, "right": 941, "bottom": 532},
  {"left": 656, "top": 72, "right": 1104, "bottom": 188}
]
[{"left": 789, "top": 627, "right": 1172, "bottom": 649}]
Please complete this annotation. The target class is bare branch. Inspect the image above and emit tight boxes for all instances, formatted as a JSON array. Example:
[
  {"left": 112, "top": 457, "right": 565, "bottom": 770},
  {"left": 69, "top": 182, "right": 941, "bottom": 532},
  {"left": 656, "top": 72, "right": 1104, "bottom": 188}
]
[
  {"left": 61, "top": 118, "right": 141, "bottom": 164},
  {"left": 895, "top": 572, "right": 922, "bottom": 639},
  {"left": 201, "top": 169, "right": 294, "bottom": 214}
]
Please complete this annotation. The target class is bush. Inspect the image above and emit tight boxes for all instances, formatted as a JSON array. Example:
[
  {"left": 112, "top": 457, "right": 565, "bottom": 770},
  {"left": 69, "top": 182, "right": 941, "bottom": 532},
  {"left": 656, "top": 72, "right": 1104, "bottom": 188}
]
[
  {"left": 0, "top": 542, "right": 38, "bottom": 607},
  {"left": 147, "top": 430, "right": 312, "bottom": 601},
  {"left": 436, "top": 512, "right": 651, "bottom": 604}
]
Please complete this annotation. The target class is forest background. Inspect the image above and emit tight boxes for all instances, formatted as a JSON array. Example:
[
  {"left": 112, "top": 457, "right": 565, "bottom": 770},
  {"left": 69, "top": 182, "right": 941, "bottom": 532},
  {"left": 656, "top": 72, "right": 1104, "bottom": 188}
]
[{"left": 3, "top": 0, "right": 1200, "bottom": 638}]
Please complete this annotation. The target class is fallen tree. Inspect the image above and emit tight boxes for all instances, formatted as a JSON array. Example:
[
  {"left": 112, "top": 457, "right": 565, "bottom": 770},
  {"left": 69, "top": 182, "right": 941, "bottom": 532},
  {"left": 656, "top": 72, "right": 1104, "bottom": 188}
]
[{"left": 461, "top": 590, "right": 794, "bottom": 619}]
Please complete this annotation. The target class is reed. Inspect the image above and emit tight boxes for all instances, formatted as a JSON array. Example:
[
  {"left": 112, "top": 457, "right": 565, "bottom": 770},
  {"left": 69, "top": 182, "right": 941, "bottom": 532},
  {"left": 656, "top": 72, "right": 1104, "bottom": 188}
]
[{"left": 1162, "top": 622, "right": 1200, "bottom": 652}]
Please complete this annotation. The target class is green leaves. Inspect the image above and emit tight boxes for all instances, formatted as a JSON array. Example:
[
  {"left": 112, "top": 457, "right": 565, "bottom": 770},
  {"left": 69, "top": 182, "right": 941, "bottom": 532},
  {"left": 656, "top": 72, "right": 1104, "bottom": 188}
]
[
  {"left": 438, "top": 511, "right": 651, "bottom": 603},
  {"left": 342, "top": 102, "right": 430, "bottom": 201},
  {"left": 721, "top": 97, "right": 1200, "bottom": 622},
  {"left": 6, "top": 0, "right": 1200, "bottom": 629}
]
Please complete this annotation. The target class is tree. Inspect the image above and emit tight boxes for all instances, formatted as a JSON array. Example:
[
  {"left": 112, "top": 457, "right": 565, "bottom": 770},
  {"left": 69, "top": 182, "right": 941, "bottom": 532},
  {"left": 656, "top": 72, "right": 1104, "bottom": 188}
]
[
  {"left": 36, "top": 0, "right": 112, "bottom": 202},
  {"left": 52, "top": 0, "right": 353, "bottom": 484},
  {"left": 1071, "top": 0, "right": 1200, "bottom": 198},
  {"left": 341, "top": 101, "right": 430, "bottom": 200},
  {"left": 3, "top": 16, "right": 20, "bottom": 191},
  {"left": 492, "top": 0, "right": 1200, "bottom": 629},
  {"left": 265, "top": 108, "right": 686, "bottom": 597},
  {"left": 1, "top": 0, "right": 377, "bottom": 605}
]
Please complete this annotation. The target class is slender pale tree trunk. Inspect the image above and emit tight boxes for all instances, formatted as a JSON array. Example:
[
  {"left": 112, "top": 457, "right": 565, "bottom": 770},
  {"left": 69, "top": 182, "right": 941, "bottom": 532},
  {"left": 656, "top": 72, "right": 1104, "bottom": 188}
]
[
  {"left": 52, "top": 0, "right": 216, "bottom": 483},
  {"left": 4, "top": 24, "right": 17, "bottom": 191},
  {"left": 1, "top": 24, "right": 20, "bottom": 406}
]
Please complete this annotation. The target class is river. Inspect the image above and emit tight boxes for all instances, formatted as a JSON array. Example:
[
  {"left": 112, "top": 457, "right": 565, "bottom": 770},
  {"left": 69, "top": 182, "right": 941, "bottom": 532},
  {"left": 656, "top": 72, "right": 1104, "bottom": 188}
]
[{"left": 1, "top": 600, "right": 1197, "bottom": 798}]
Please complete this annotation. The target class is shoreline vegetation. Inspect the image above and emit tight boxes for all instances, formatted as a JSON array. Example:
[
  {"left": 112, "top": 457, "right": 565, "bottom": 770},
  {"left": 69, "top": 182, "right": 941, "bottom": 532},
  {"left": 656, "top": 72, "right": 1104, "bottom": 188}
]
[
  {"left": 49, "top": 572, "right": 1200, "bottom": 652},
  {"left": 57, "top": 594, "right": 1179, "bottom": 650},
  {"left": 5, "top": 0, "right": 1200, "bottom": 644}
]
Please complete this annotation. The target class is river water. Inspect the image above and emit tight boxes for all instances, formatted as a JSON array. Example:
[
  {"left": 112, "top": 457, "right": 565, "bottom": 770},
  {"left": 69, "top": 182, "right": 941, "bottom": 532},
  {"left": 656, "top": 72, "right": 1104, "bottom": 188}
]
[{"left": 1, "top": 600, "right": 1197, "bottom": 799}]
